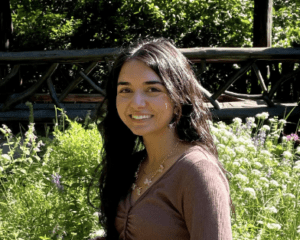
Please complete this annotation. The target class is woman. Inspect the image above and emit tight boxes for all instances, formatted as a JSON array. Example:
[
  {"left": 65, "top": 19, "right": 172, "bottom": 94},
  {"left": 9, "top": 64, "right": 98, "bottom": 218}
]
[{"left": 91, "top": 38, "right": 235, "bottom": 240}]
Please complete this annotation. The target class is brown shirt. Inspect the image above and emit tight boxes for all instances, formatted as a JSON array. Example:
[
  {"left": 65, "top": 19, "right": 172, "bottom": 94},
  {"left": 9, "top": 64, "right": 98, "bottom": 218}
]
[{"left": 115, "top": 145, "right": 232, "bottom": 240}]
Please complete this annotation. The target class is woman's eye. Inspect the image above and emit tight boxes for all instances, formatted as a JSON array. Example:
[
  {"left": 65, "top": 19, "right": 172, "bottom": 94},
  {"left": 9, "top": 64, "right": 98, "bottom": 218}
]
[
  {"left": 119, "top": 88, "right": 131, "bottom": 93},
  {"left": 119, "top": 88, "right": 160, "bottom": 93},
  {"left": 148, "top": 87, "right": 160, "bottom": 92}
]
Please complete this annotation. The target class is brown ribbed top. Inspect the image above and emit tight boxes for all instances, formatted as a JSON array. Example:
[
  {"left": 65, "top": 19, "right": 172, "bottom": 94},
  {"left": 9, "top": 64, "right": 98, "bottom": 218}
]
[{"left": 115, "top": 146, "right": 232, "bottom": 240}]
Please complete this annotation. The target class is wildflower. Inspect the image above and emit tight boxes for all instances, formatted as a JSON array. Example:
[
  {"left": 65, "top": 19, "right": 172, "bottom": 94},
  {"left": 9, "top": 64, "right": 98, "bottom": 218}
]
[
  {"left": 235, "top": 146, "right": 247, "bottom": 155},
  {"left": 243, "top": 187, "right": 256, "bottom": 199},
  {"left": 270, "top": 179, "right": 279, "bottom": 187},
  {"left": 217, "top": 144, "right": 226, "bottom": 152},
  {"left": 266, "top": 168, "right": 274, "bottom": 178},
  {"left": 282, "top": 172, "right": 289, "bottom": 178},
  {"left": 232, "top": 161, "right": 241, "bottom": 167},
  {"left": 220, "top": 154, "right": 231, "bottom": 162},
  {"left": 0, "top": 166, "right": 3, "bottom": 172},
  {"left": 286, "top": 133, "right": 299, "bottom": 141},
  {"left": 226, "top": 147, "right": 236, "bottom": 158},
  {"left": 1, "top": 154, "right": 11, "bottom": 161},
  {"left": 221, "top": 136, "right": 228, "bottom": 144},
  {"left": 266, "top": 223, "right": 281, "bottom": 230},
  {"left": 256, "top": 113, "right": 262, "bottom": 119},
  {"left": 239, "top": 157, "right": 250, "bottom": 165},
  {"left": 283, "top": 193, "right": 295, "bottom": 199},
  {"left": 269, "top": 118, "right": 276, "bottom": 123},
  {"left": 51, "top": 173, "right": 64, "bottom": 191},
  {"left": 293, "top": 164, "right": 300, "bottom": 172},
  {"left": 253, "top": 162, "right": 263, "bottom": 169},
  {"left": 233, "top": 117, "right": 242, "bottom": 125},
  {"left": 259, "top": 177, "right": 269, "bottom": 183},
  {"left": 296, "top": 147, "right": 300, "bottom": 154},
  {"left": 246, "top": 117, "right": 255, "bottom": 124},
  {"left": 246, "top": 144, "right": 256, "bottom": 153},
  {"left": 234, "top": 174, "right": 249, "bottom": 184},
  {"left": 282, "top": 151, "right": 293, "bottom": 159},
  {"left": 261, "top": 125, "right": 270, "bottom": 131},
  {"left": 281, "top": 136, "right": 287, "bottom": 143},
  {"left": 261, "top": 112, "right": 269, "bottom": 120},
  {"left": 278, "top": 119, "right": 287, "bottom": 125},
  {"left": 251, "top": 169, "right": 261, "bottom": 177},
  {"left": 265, "top": 206, "right": 278, "bottom": 214},
  {"left": 252, "top": 130, "right": 266, "bottom": 148},
  {"left": 260, "top": 150, "right": 272, "bottom": 158}
]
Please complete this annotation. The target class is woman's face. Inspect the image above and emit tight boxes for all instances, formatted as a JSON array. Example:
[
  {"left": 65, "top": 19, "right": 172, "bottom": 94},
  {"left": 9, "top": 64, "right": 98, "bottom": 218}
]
[{"left": 116, "top": 59, "right": 175, "bottom": 137}]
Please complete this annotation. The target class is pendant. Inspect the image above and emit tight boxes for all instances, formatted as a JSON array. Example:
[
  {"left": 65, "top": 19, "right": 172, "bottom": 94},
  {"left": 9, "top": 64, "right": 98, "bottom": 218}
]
[
  {"left": 137, "top": 187, "right": 142, "bottom": 196},
  {"left": 158, "top": 164, "right": 164, "bottom": 172},
  {"left": 144, "top": 178, "right": 152, "bottom": 186}
]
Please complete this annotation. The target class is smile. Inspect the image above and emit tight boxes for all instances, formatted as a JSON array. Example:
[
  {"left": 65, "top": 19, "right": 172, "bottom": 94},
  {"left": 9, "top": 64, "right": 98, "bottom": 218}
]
[{"left": 130, "top": 115, "right": 154, "bottom": 121}]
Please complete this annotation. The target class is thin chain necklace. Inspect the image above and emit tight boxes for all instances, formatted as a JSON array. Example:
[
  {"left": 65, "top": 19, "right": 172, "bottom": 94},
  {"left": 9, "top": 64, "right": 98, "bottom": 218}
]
[{"left": 131, "top": 141, "right": 180, "bottom": 196}]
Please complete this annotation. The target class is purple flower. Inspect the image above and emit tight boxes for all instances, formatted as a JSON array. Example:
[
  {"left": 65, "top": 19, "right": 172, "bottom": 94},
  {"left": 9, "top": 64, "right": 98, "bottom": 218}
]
[
  {"left": 252, "top": 129, "right": 266, "bottom": 148},
  {"left": 51, "top": 173, "right": 64, "bottom": 191},
  {"left": 286, "top": 133, "right": 299, "bottom": 142}
]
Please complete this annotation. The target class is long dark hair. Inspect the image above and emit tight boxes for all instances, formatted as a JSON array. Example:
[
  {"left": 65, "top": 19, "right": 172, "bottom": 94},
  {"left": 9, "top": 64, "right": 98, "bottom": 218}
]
[{"left": 91, "top": 38, "right": 236, "bottom": 239}]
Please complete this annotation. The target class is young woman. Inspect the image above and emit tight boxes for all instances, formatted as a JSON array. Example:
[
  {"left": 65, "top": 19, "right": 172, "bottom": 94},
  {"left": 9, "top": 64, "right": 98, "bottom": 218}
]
[{"left": 91, "top": 38, "right": 235, "bottom": 240}]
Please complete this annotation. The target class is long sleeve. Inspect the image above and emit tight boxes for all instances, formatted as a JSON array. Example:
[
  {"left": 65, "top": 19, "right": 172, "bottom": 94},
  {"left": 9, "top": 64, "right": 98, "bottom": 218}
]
[{"left": 182, "top": 156, "right": 232, "bottom": 240}]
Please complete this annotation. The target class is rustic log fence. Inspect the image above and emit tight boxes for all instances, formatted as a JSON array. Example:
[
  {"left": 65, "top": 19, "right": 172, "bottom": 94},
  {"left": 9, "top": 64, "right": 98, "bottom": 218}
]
[{"left": 0, "top": 47, "right": 299, "bottom": 123}]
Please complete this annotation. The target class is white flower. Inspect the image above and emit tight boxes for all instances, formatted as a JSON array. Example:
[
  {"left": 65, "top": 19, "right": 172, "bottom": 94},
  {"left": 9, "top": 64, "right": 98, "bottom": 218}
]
[
  {"left": 261, "top": 125, "right": 270, "bottom": 131},
  {"left": 296, "top": 147, "right": 300, "bottom": 155},
  {"left": 259, "top": 177, "right": 269, "bottom": 183},
  {"left": 220, "top": 154, "right": 231, "bottom": 162},
  {"left": 251, "top": 169, "right": 261, "bottom": 177},
  {"left": 261, "top": 112, "right": 269, "bottom": 120},
  {"left": 1, "top": 154, "right": 11, "bottom": 161},
  {"left": 270, "top": 180, "right": 279, "bottom": 187},
  {"left": 239, "top": 157, "right": 250, "bottom": 165},
  {"left": 243, "top": 187, "right": 256, "bottom": 199},
  {"left": 266, "top": 223, "right": 281, "bottom": 230},
  {"left": 283, "top": 193, "right": 295, "bottom": 199},
  {"left": 295, "top": 160, "right": 300, "bottom": 166},
  {"left": 232, "top": 161, "right": 241, "bottom": 167},
  {"left": 256, "top": 113, "right": 262, "bottom": 119},
  {"left": 252, "top": 123, "right": 257, "bottom": 128},
  {"left": 269, "top": 118, "right": 276, "bottom": 123},
  {"left": 227, "top": 147, "right": 236, "bottom": 158},
  {"left": 281, "top": 136, "right": 287, "bottom": 143},
  {"left": 279, "top": 119, "right": 287, "bottom": 125},
  {"left": 260, "top": 150, "right": 272, "bottom": 158},
  {"left": 281, "top": 184, "right": 287, "bottom": 191},
  {"left": 282, "top": 151, "right": 293, "bottom": 159},
  {"left": 246, "top": 144, "right": 257, "bottom": 153},
  {"left": 217, "top": 144, "right": 226, "bottom": 151},
  {"left": 253, "top": 162, "right": 263, "bottom": 169},
  {"left": 235, "top": 146, "right": 247, "bottom": 155},
  {"left": 246, "top": 117, "right": 255, "bottom": 123},
  {"left": 234, "top": 174, "right": 249, "bottom": 184},
  {"left": 0, "top": 166, "right": 3, "bottom": 172},
  {"left": 265, "top": 206, "right": 278, "bottom": 214},
  {"left": 282, "top": 172, "right": 290, "bottom": 178},
  {"left": 233, "top": 117, "right": 242, "bottom": 125},
  {"left": 293, "top": 164, "right": 300, "bottom": 172},
  {"left": 221, "top": 136, "right": 228, "bottom": 144}
]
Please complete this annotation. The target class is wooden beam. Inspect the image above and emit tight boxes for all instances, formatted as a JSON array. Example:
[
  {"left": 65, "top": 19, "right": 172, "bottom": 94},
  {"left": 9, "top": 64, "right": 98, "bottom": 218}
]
[
  {"left": 1, "top": 47, "right": 300, "bottom": 64},
  {"left": 253, "top": 0, "right": 273, "bottom": 47}
]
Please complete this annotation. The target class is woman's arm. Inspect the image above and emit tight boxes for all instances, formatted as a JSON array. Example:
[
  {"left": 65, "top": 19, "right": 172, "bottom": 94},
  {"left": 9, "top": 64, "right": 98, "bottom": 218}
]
[{"left": 182, "top": 158, "right": 232, "bottom": 239}]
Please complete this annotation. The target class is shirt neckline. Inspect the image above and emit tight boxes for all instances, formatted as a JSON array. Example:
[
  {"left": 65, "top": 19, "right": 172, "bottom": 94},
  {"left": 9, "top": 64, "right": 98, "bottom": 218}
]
[{"left": 129, "top": 145, "right": 201, "bottom": 208}]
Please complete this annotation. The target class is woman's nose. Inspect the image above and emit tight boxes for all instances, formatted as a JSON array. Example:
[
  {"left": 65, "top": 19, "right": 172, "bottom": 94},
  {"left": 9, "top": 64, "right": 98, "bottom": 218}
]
[{"left": 131, "top": 91, "right": 146, "bottom": 107}]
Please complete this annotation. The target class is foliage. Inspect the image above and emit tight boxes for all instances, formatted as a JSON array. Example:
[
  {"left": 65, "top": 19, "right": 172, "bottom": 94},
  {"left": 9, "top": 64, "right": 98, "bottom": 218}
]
[
  {"left": 210, "top": 112, "right": 300, "bottom": 239},
  {"left": 0, "top": 103, "right": 103, "bottom": 239}
]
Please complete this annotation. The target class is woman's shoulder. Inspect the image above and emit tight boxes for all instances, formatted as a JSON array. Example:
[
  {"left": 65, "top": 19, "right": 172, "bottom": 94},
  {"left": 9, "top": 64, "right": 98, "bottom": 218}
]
[{"left": 178, "top": 144, "right": 218, "bottom": 169}]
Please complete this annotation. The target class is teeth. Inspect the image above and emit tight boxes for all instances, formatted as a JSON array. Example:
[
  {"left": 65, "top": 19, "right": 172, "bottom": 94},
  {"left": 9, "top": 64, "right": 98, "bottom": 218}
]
[{"left": 131, "top": 115, "right": 152, "bottom": 120}]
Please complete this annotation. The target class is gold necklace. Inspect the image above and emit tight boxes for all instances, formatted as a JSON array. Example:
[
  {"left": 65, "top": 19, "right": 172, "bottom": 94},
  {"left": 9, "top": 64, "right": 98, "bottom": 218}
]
[{"left": 131, "top": 141, "right": 180, "bottom": 196}]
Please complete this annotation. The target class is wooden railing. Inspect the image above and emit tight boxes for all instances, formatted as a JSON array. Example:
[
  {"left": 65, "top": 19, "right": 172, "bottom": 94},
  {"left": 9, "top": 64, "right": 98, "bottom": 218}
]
[{"left": 0, "top": 48, "right": 299, "bottom": 122}]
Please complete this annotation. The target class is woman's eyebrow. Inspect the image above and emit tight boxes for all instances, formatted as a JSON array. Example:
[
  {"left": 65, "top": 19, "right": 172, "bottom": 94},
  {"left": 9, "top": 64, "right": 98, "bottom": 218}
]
[{"left": 117, "top": 81, "right": 163, "bottom": 86}]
